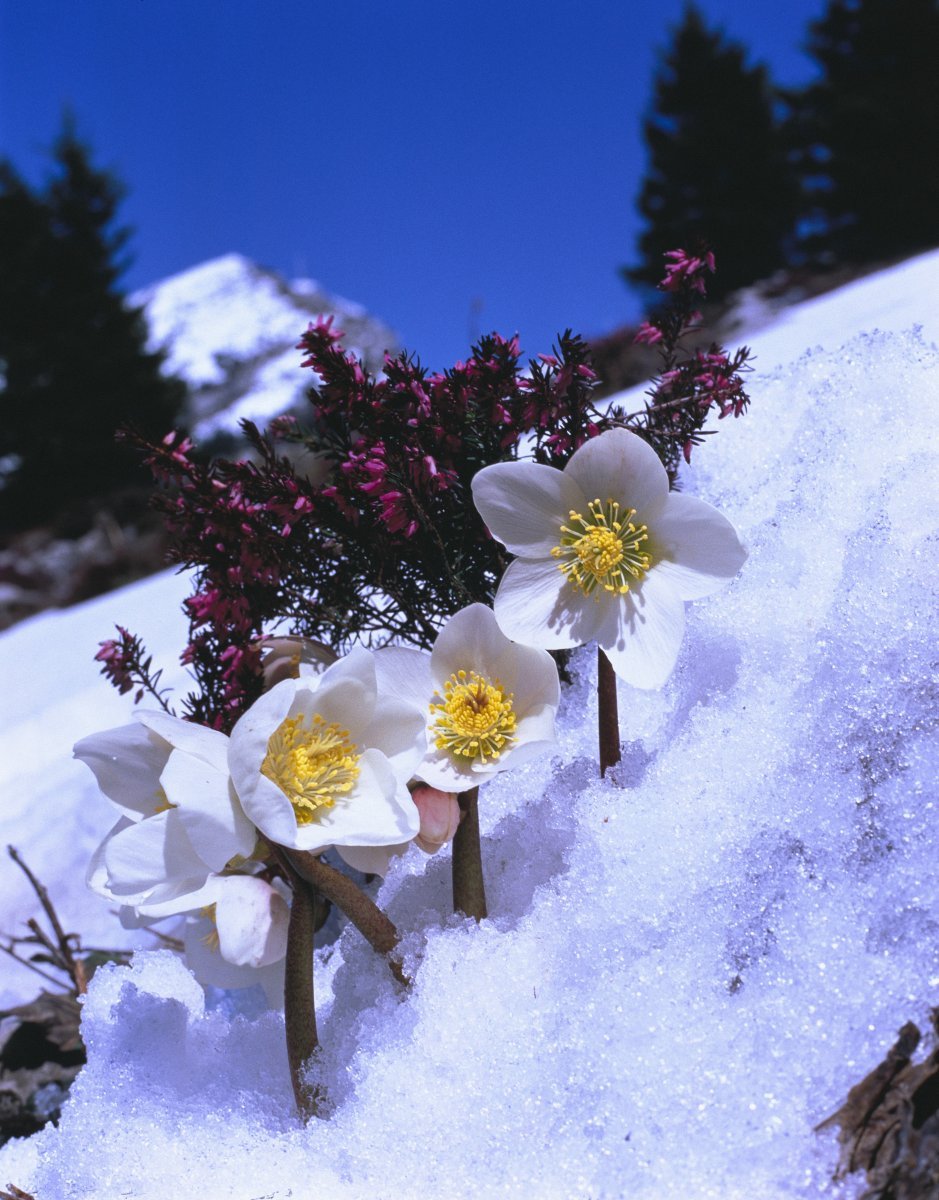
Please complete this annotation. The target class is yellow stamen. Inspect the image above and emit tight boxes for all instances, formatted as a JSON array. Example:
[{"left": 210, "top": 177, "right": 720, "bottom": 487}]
[
  {"left": 430, "top": 670, "right": 517, "bottom": 763},
  {"left": 261, "top": 713, "right": 360, "bottom": 825},
  {"left": 199, "top": 903, "right": 220, "bottom": 952},
  {"left": 551, "top": 497, "right": 651, "bottom": 598},
  {"left": 152, "top": 786, "right": 175, "bottom": 814}
]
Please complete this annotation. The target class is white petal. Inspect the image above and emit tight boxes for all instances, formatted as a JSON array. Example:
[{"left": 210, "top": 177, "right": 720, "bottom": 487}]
[
  {"left": 309, "top": 645, "right": 378, "bottom": 736},
  {"left": 494, "top": 642, "right": 560, "bottom": 715},
  {"left": 301, "top": 666, "right": 376, "bottom": 741},
  {"left": 472, "top": 461, "right": 586, "bottom": 556},
  {"left": 184, "top": 913, "right": 285, "bottom": 1001},
  {"left": 565, "top": 428, "right": 668, "bottom": 514},
  {"left": 491, "top": 731, "right": 557, "bottom": 774},
  {"left": 493, "top": 556, "right": 607, "bottom": 650},
  {"left": 86, "top": 817, "right": 134, "bottom": 895},
  {"left": 644, "top": 491, "right": 748, "bottom": 600},
  {"left": 431, "top": 603, "right": 513, "bottom": 684},
  {"left": 357, "top": 696, "right": 427, "bottom": 782},
  {"left": 214, "top": 876, "right": 290, "bottom": 968},
  {"left": 413, "top": 747, "right": 482, "bottom": 792},
  {"left": 73, "top": 723, "right": 168, "bottom": 817},
  {"left": 337, "top": 842, "right": 408, "bottom": 877},
  {"left": 135, "top": 875, "right": 221, "bottom": 918},
  {"left": 160, "top": 750, "right": 256, "bottom": 870},
  {"left": 239, "top": 772, "right": 302, "bottom": 848},
  {"left": 291, "top": 750, "right": 420, "bottom": 854},
  {"left": 228, "top": 677, "right": 297, "bottom": 803},
  {"left": 509, "top": 698, "right": 559, "bottom": 755},
  {"left": 597, "top": 570, "right": 686, "bottom": 689},
  {"left": 135, "top": 710, "right": 230, "bottom": 772},
  {"left": 102, "top": 810, "right": 208, "bottom": 895},
  {"left": 373, "top": 646, "right": 433, "bottom": 713}
]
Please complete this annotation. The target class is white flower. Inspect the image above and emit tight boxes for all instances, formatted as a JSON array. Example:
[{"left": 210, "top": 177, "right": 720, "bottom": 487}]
[
  {"left": 472, "top": 427, "right": 747, "bottom": 689},
  {"left": 75, "top": 712, "right": 256, "bottom": 917},
  {"left": 228, "top": 645, "right": 425, "bottom": 857},
  {"left": 373, "top": 603, "right": 559, "bottom": 792},
  {"left": 183, "top": 873, "right": 290, "bottom": 1007}
]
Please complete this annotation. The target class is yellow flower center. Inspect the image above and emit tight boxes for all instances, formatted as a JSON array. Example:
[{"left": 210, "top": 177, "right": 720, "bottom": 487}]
[
  {"left": 552, "top": 497, "right": 651, "bottom": 597},
  {"left": 261, "top": 713, "right": 361, "bottom": 824},
  {"left": 430, "top": 670, "right": 517, "bottom": 763}
]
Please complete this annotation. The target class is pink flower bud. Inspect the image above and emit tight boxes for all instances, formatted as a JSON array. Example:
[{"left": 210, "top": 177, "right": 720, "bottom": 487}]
[
  {"left": 411, "top": 785, "right": 461, "bottom": 854},
  {"left": 258, "top": 637, "right": 339, "bottom": 689}
]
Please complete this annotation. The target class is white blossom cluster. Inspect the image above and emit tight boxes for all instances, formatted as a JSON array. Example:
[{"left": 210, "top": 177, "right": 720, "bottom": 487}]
[{"left": 76, "top": 429, "right": 744, "bottom": 999}]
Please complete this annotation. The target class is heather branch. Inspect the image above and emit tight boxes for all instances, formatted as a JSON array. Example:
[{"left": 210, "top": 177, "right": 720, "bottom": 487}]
[{"left": 95, "top": 626, "right": 174, "bottom": 713}]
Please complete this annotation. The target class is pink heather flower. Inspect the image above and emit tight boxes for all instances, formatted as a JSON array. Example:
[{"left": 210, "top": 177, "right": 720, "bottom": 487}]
[
  {"left": 634, "top": 322, "right": 664, "bottom": 346},
  {"left": 661, "top": 247, "right": 714, "bottom": 295},
  {"left": 379, "top": 490, "right": 418, "bottom": 537},
  {"left": 95, "top": 633, "right": 135, "bottom": 695}
]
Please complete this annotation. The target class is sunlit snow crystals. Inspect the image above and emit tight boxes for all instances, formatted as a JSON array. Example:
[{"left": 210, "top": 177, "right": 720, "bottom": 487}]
[
  {"left": 261, "top": 713, "right": 360, "bottom": 824},
  {"left": 430, "top": 669, "right": 517, "bottom": 763},
  {"left": 553, "top": 498, "right": 651, "bottom": 597}
]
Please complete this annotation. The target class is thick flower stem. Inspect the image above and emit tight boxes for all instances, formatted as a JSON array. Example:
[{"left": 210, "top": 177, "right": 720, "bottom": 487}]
[
  {"left": 286, "top": 849, "right": 409, "bottom": 987},
  {"left": 452, "top": 787, "right": 487, "bottom": 921},
  {"left": 283, "top": 874, "right": 323, "bottom": 1122},
  {"left": 597, "top": 646, "right": 622, "bottom": 778}
]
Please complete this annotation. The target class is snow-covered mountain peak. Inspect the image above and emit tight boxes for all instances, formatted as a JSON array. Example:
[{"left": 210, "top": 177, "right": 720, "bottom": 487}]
[{"left": 133, "top": 254, "right": 396, "bottom": 442}]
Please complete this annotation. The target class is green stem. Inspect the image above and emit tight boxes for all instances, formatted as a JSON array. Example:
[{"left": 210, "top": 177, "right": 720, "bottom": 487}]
[
  {"left": 287, "top": 849, "right": 409, "bottom": 986},
  {"left": 597, "top": 646, "right": 622, "bottom": 778},
  {"left": 283, "top": 873, "right": 323, "bottom": 1121},
  {"left": 452, "top": 787, "right": 487, "bottom": 921}
]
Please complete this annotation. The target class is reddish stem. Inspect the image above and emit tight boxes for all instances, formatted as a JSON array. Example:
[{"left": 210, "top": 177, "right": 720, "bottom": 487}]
[
  {"left": 597, "top": 646, "right": 622, "bottom": 778},
  {"left": 452, "top": 787, "right": 487, "bottom": 921},
  {"left": 283, "top": 873, "right": 323, "bottom": 1121}
]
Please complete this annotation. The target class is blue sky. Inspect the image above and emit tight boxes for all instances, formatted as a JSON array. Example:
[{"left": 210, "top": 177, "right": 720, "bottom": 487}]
[{"left": 0, "top": 0, "right": 824, "bottom": 368}]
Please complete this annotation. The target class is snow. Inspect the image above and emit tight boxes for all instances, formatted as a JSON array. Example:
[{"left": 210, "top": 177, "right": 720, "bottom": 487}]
[
  {"left": 2, "top": 250, "right": 938, "bottom": 1198},
  {"left": 134, "top": 254, "right": 314, "bottom": 388},
  {"left": 133, "top": 253, "right": 397, "bottom": 441}
]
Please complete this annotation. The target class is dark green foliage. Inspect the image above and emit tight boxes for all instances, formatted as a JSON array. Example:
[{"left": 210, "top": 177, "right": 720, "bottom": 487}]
[
  {"left": 787, "top": 0, "right": 939, "bottom": 266},
  {"left": 0, "top": 122, "right": 186, "bottom": 529},
  {"left": 627, "top": 5, "right": 796, "bottom": 300}
]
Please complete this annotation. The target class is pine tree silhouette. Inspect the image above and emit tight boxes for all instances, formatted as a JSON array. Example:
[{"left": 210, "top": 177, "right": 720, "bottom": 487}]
[
  {"left": 626, "top": 4, "right": 796, "bottom": 301},
  {"left": 0, "top": 120, "right": 186, "bottom": 530},
  {"left": 787, "top": 0, "right": 939, "bottom": 267}
]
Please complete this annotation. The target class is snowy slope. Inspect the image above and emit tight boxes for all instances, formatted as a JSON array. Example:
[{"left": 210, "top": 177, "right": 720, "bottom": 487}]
[
  {"left": 1, "top": 250, "right": 937, "bottom": 1199},
  {"left": 135, "top": 253, "right": 397, "bottom": 441},
  {"left": 732, "top": 249, "right": 939, "bottom": 369}
]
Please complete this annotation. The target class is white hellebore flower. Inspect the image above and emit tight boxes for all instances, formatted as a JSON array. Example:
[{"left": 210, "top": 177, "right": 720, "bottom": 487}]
[
  {"left": 472, "top": 427, "right": 747, "bottom": 689},
  {"left": 374, "top": 603, "right": 559, "bottom": 793},
  {"left": 183, "top": 873, "right": 291, "bottom": 1007},
  {"left": 228, "top": 645, "right": 425, "bottom": 860},
  {"left": 75, "top": 712, "right": 256, "bottom": 917}
]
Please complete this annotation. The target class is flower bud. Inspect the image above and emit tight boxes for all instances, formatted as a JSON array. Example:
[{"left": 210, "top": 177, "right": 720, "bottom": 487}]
[
  {"left": 411, "top": 785, "right": 461, "bottom": 854},
  {"left": 258, "top": 637, "right": 338, "bottom": 689}
]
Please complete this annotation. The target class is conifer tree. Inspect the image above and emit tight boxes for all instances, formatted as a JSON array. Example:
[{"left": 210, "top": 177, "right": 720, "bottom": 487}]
[
  {"left": 788, "top": 0, "right": 939, "bottom": 266},
  {"left": 626, "top": 5, "right": 796, "bottom": 301},
  {"left": 0, "top": 122, "right": 186, "bottom": 529}
]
